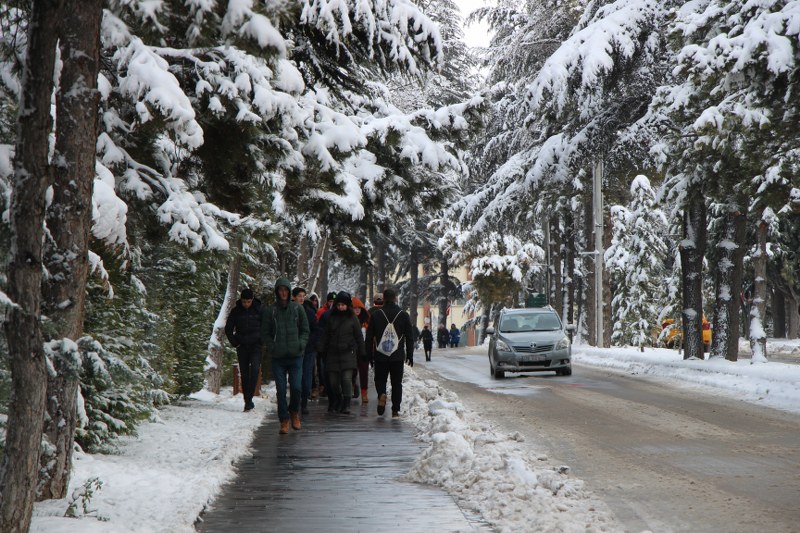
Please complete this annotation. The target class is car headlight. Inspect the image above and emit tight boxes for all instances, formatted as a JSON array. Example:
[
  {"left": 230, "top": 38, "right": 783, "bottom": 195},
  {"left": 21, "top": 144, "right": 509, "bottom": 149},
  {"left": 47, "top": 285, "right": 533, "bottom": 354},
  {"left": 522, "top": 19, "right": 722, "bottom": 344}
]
[
  {"left": 496, "top": 339, "right": 511, "bottom": 352},
  {"left": 555, "top": 336, "right": 569, "bottom": 350}
]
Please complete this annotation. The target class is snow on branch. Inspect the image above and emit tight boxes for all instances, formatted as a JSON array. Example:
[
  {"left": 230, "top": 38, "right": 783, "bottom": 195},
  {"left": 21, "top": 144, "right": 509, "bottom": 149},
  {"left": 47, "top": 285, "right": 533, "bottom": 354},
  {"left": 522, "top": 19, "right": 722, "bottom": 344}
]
[
  {"left": 525, "top": 0, "right": 658, "bottom": 119},
  {"left": 299, "top": 0, "right": 443, "bottom": 73}
]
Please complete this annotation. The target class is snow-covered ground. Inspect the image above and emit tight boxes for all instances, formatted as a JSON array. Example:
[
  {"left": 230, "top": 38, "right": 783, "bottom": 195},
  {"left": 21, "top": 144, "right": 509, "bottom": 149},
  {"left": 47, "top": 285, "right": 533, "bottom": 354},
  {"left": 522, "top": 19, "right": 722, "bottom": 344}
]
[{"left": 30, "top": 338, "right": 800, "bottom": 533}]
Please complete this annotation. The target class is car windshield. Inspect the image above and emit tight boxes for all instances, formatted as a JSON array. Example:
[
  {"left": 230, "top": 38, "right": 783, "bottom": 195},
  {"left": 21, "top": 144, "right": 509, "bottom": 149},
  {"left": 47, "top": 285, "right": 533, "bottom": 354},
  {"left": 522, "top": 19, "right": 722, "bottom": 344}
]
[{"left": 499, "top": 313, "right": 561, "bottom": 332}]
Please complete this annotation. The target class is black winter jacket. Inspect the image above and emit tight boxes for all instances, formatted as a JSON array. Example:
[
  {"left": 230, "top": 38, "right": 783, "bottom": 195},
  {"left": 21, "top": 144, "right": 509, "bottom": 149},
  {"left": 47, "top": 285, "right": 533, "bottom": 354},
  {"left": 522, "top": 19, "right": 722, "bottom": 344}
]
[
  {"left": 225, "top": 299, "right": 263, "bottom": 348},
  {"left": 318, "top": 309, "right": 365, "bottom": 372},
  {"left": 365, "top": 303, "right": 414, "bottom": 363}
]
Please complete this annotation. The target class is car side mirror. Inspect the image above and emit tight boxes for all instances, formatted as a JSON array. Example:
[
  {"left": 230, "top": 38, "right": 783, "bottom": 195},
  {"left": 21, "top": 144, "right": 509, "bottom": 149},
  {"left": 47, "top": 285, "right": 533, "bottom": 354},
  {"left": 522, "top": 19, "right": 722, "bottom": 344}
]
[{"left": 485, "top": 327, "right": 495, "bottom": 335}]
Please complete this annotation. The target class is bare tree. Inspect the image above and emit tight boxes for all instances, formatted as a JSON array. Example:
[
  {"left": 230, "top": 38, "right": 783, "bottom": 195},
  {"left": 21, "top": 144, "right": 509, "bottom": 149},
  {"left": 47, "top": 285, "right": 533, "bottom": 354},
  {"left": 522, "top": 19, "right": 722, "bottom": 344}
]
[
  {"left": 207, "top": 237, "right": 242, "bottom": 393},
  {"left": 0, "top": 1, "right": 64, "bottom": 530}
]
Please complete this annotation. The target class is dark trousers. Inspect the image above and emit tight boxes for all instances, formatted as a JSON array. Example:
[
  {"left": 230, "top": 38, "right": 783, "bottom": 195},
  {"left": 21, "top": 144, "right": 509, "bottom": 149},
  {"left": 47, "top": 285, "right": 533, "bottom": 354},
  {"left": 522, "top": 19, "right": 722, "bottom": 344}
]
[
  {"left": 301, "top": 350, "right": 316, "bottom": 405},
  {"left": 374, "top": 360, "right": 404, "bottom": 413},
  {"left": 237, "top": 345, "right": 262, "bottom": 405},
  {"left": 423, "top": 341, "right": 432, "bottom": 361}
]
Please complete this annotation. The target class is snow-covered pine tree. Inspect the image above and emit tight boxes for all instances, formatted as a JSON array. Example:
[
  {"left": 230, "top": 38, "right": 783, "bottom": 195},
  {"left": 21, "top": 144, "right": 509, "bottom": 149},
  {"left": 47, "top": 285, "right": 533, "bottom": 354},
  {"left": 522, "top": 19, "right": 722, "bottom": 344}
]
[
  {"left": 606, "top": 175, "right": 669, "bottom": 350},
  {"left": 649, "top": 0, "right": 800, "bottom": 360}
]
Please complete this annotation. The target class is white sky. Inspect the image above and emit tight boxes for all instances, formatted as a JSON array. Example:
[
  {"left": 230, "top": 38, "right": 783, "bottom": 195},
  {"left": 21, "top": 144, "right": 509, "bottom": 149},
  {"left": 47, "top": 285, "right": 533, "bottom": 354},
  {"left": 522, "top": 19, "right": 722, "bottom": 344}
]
[{"left": 458, "top": 0, "right": 493, "bottom": 48}]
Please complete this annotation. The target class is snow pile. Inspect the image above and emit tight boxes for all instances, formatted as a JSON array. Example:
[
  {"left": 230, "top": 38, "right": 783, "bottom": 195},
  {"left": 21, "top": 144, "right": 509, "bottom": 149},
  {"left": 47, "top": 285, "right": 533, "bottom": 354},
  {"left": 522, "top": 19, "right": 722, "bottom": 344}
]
[
  {"left": 31, "top": 387, "right": 273, "bottom": 533},
  {"left": 401, "top": 369, "right": 621, "bottom": 533},
  {"left": 574, "top": 343, "right": 800, "bottom": 415}
]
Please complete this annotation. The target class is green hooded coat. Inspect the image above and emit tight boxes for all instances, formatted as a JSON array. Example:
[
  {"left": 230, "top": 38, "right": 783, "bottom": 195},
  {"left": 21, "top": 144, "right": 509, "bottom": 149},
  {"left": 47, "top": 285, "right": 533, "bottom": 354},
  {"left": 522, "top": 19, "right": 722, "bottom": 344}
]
[{"left": 261, "top": 277, "right": 309, "bottom": 358}]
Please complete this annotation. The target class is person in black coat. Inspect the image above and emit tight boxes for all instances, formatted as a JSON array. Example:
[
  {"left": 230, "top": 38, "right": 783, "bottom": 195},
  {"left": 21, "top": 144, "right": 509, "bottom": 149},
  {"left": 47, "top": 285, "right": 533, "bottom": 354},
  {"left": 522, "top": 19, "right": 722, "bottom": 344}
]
[
  {"left": 318, "top": 291, "right": 365, "bottom": 414},
  {"left": 225, "top": 288, "right": 263, "bottom": 412},
  {"left": 365, "top": 288, "right": 414, "bottom": 417},
  {"left": 437, "top": 324, "right": 449, "bottom": 349},
  {"left": 420, "top": 324, "right": 434, "bottom": 361}
]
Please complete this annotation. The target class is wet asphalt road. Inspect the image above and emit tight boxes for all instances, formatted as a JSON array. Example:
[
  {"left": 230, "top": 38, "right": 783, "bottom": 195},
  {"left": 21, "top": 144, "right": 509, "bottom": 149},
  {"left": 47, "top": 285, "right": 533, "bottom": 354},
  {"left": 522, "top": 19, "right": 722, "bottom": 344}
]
[{"left": 420, "top": 349, "right": 800, "bottom": 533}]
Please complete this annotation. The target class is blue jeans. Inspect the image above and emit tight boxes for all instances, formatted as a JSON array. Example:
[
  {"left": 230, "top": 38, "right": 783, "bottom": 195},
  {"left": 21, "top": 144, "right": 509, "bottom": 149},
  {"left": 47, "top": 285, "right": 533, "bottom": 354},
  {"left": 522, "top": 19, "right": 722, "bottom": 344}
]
[
  {"left": 272, "top": 356, "right": 302, "bottom": 421},
  {"left": 301, "top": 350, "right": 316, "bottom": 403}
]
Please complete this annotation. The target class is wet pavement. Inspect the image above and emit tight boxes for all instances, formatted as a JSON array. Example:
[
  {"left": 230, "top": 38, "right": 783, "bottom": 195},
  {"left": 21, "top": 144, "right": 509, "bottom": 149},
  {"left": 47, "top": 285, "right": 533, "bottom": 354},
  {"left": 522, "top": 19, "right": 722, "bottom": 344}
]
[{"left": 195, "top": 387, "right": 492, "bottom": 533}]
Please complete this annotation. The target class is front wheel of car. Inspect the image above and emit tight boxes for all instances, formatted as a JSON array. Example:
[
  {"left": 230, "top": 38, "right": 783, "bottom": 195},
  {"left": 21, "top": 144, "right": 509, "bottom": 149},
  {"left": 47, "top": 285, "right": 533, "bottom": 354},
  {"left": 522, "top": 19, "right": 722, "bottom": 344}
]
[
  {"left": 493, "top": 367, "right": 505, "bottom": 379},
  {"left": 559, "top": 366, "right": 572, "bottom": 376}
]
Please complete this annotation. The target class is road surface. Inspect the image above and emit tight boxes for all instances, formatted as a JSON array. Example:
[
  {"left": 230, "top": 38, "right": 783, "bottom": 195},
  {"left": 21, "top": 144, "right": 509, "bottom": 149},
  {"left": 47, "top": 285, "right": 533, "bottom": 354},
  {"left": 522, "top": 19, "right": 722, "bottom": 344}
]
[{"left": 418, "top": 348, "right": 800, "bottom": 533}]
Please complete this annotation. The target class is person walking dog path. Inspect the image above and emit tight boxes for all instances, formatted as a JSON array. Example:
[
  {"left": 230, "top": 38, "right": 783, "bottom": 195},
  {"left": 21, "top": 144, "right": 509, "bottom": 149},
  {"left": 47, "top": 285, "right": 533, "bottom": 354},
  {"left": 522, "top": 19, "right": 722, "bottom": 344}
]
[{"left": 195, "top": 386, "right": 490, "bottom": 533}]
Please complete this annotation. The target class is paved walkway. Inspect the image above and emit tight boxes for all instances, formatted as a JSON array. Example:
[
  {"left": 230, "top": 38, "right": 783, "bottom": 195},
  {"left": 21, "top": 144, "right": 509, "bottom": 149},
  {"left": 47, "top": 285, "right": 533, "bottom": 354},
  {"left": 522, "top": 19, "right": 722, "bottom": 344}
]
[{"left": 195, "top": 386, "right": 492, "bottom": 533}]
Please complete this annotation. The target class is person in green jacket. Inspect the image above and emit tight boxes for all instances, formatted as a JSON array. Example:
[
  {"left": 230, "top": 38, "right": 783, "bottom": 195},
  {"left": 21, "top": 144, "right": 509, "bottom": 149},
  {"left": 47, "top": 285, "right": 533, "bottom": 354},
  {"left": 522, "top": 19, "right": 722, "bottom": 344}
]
[{"left": 262, "top": 277, "right": 309, "bottom": 434}]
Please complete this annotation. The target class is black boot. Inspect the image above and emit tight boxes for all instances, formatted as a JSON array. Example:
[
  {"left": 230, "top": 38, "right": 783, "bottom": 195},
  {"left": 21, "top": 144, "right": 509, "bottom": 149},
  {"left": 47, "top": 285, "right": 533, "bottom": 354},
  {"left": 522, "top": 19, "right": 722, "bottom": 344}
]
[
  {"left": 339, "top": 396, "right": 351, "bottom": 415},
  {"left": 327, "top": 395, "right": 338, "bottom": 413}
]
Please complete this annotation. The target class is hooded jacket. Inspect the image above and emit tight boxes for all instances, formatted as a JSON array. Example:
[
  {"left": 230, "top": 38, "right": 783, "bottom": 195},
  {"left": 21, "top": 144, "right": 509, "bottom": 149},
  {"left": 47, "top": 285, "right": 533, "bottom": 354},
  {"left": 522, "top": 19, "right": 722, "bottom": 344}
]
[
  {"left": 261, "top": 277, "right": 309, "bottom": 359},
  {"left": 225, "top": 298, "right": 263, "bottom": 348}
]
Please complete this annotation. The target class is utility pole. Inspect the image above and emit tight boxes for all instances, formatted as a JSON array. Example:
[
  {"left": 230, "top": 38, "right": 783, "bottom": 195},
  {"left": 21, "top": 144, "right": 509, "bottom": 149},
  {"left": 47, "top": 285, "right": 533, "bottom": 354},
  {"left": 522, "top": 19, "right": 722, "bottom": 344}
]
[{"left": 593, "top": 159, "right": 604, "bottom": 348}]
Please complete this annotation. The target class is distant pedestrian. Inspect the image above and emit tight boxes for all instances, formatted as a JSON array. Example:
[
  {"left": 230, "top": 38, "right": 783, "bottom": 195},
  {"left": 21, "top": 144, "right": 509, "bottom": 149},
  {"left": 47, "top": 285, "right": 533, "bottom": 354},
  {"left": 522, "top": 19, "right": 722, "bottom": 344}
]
[
  {"left": 318, "top": 291, "right": 365, "bottom": 414},
  {"left": 437, "top": 324, "right": 449, "bottom": 349},
  {"left": 420, "top": 324, "right": 433, "bottom": 361},
  {"left": 225, "top": 288, "right": 263, "bottom": 412},
  {"left": 366, "top": 288, "right": 414, "bottom": 417},
  {"left": 412, "top": 325, "right": 421, "bottom": 350},
  {"left": 293, "top": 287, "right": 318, "bottom": 415},
  {"left": 449, "top": 324, "right": 460, "bottom": 348},
  {"left": 262, "top": 278, "right": 309, "bottom": 434}
]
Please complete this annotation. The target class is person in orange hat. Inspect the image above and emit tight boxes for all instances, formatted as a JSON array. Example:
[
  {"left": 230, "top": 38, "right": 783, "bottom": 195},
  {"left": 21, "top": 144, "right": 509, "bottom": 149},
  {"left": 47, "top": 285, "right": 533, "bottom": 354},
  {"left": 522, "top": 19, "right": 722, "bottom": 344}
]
[{"left": 351, "top": 295, "right": 370, "bottom": 403}]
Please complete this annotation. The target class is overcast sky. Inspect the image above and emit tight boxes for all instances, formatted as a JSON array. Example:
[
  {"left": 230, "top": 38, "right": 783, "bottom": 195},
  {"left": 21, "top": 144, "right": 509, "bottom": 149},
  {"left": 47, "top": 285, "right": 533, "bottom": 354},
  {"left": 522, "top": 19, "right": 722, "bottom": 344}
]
[{"left": 458, "top": 0, "right": 492, "bottom": 48}]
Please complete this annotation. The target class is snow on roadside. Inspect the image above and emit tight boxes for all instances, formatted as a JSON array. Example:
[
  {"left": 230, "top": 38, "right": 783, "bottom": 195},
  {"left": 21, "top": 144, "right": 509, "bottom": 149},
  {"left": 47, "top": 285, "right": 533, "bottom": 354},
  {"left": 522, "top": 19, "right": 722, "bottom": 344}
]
[
  {"left": 574, "top": 343, "right": 800, "bottom": 416},
  {"left": 31, "top": 387, "right": 273, "bottom": 533},
  {"left": 401, "top": 367, "right": 623, "bottom": 533}
]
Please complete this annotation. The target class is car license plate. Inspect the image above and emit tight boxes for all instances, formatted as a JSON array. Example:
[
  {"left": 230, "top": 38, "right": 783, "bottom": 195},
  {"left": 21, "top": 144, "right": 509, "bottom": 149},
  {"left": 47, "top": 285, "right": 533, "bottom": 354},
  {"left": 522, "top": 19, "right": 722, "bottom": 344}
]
[{"left": 521, "top": 355, "right": 546, "bottom": 363}]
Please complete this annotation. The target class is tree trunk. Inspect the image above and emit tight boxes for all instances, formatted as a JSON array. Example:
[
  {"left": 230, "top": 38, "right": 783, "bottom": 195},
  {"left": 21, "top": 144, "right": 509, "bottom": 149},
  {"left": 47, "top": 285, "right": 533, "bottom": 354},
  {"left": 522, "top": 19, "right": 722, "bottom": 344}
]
[
  {"left": 787, "top": 291, "right": 800, "bottom": 339},
  {"left": 317, "top": 236, "right": 330, "bottom": 300},
  {"left": 439, "top": 257, "right": 450, "bottom": 326},
  {"left": 565, "top": 213, "right": 576, "bottom": 326},
  {"left": 207, "top": 237, "right": 242, "bottom": 393},
  {"left": 547, "top": 215, "right": 567, "bottom": 320},
  {"left": 772, "top": 288, "right": 786, "bottom": 338},
  {"left": 710, "top": 207, "right": 746, "bottom": 361},
  {"left": 408, "top": 246, "right": 419, "bottom": 325},
  {"left": 0, "top": 1, "right": 63, "bottom": 530},
  {"left": 308, "top": 232, "right": 327, "bottom": 296},
  {"left": 37, "top": 0, "right": 103, "bottom": 500},
  {"left": 297, "top": 234, "right": 309, "bottom": 287},
  {"left": 749, "top": 217, "right": 768, "bottom": 362},
  {"left": 376, "top": 239, "right": 386, "bottom": 292},
  {"left": 358, "top": 264, "right": 368, "bottom": 301},
  {"left": 679, "top": 191, "right": 707, "bottom": 360},
  {"left": 584, "top": 193, "right": 596, "bottom": 346},
  {"left": 602, "top": 207, "right": 613, "bottom": 347}
]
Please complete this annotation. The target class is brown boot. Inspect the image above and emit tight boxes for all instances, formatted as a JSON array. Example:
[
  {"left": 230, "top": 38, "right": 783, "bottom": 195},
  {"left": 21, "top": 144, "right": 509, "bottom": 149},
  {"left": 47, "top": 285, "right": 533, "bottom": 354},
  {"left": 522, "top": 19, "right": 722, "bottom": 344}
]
[
  {"left": 290, "top": 411, "right": 301, "bottom": 430},
  {"left": 361, "top": 389, "right": 368, "bottom": 403},
  {"left": 279, "top": 420, "right": 289, "bottom": 434},
  {"left": 377, "top": 393, "right": 387, "bottom": 415},
  {"left": 310, "top": 387, "right": 319, "bottom": 400}
]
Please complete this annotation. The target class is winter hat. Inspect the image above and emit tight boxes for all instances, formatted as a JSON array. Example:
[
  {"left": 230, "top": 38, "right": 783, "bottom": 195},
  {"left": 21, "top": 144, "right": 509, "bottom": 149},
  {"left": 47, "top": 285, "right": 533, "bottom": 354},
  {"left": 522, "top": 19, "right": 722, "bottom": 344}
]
[
  {"left": 308, "top": 292, "right": 319, "bottom": 302},
  {"left": 334, "top": 291, "right": 352, "bottom": 308},
  {"left": 326, "top": 291, "right": 337, "bottom": 302},
  {"left": 241, "top": 288, "right": 254, "bottom": 300}
]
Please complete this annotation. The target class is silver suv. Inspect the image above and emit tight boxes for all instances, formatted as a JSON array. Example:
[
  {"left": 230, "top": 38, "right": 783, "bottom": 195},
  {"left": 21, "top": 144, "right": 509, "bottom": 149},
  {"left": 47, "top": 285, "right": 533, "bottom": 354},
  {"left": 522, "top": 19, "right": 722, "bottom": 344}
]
[{"left": 487, "top": 308, "right": 575, "bottom": 378}]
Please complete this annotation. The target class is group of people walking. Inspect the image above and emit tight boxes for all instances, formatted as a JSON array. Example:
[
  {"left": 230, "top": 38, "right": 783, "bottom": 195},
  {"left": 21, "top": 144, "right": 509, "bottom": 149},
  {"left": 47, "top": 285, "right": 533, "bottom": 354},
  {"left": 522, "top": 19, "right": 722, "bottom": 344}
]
[{"left": 224, "top": 280, "right": 417, "bottom": 434}]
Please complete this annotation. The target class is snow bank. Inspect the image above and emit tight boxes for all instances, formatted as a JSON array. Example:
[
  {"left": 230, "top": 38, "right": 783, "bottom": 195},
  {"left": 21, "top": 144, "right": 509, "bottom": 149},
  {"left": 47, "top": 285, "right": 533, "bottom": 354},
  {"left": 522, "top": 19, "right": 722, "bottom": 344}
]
[
  {"left": 31, "top": 387, "right": 273, "bottom": 533},
  {"left": 401, "top": 368, "right": 622, "bottom": 533}
]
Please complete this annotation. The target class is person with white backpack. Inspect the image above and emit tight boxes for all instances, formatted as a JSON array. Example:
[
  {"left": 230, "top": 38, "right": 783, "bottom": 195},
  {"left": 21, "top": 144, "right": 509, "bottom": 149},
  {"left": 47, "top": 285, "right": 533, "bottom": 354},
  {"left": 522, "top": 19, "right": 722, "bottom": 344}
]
[{"left": 365, "top": 288, "right": 414, "bottom": 417}]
